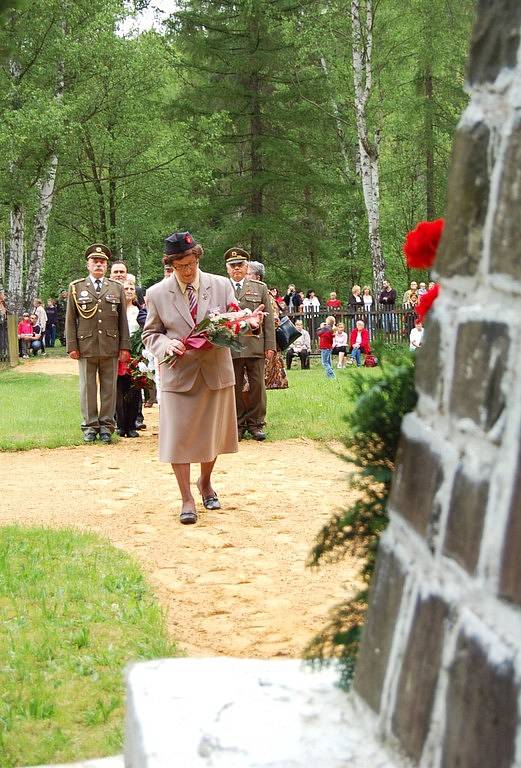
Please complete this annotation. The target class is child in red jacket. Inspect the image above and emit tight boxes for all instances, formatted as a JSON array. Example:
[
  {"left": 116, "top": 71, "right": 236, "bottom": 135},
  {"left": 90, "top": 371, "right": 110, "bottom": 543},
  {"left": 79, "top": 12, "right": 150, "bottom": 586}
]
[
  {"left": 316, "top": 315, "right": 336, "bottom": 379},
  {"left": 349, "top": 320, "right": 371, "bottom": 367}
]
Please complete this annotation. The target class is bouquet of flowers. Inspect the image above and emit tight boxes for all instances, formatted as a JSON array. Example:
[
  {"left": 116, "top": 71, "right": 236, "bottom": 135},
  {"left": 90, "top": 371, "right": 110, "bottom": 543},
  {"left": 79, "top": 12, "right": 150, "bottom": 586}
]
[
  {"left": 160, "top": 302, "right": 263, "bottom": 367},
  {"left": 123, "top": 328, "right": 155, "bottom": 388}
]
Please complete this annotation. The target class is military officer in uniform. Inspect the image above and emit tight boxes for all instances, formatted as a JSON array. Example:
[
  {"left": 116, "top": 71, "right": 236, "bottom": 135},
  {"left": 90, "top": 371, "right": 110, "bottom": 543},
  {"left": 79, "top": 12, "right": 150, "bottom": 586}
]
[
  {"left": 66, "top": 243, "right": 130, "bottom": 443},
  {"left": 225, "top": 247, "right": 276, "bottom": 441}
]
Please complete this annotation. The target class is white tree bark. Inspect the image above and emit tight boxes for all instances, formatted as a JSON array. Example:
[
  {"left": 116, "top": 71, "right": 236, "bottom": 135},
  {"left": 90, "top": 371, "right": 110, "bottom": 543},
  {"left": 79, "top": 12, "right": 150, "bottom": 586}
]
[
  {"left": 25, "top": 153, "right": 59, "bottom": 305},
  {"left": 8, "top": 204, "right": 25, "bottom": 314},
  {"left": 25, "top": 26, "right": 65, "bottom": 305},
  {"left": 351, "top": 0, "right": 385, "bottom": 294}
]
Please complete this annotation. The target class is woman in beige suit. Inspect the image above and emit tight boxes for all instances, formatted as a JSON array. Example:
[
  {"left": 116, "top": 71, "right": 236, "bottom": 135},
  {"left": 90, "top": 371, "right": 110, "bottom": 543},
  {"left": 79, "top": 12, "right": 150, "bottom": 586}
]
[{"left": 142, "top": 231, "right": 260, "bottom": 525}]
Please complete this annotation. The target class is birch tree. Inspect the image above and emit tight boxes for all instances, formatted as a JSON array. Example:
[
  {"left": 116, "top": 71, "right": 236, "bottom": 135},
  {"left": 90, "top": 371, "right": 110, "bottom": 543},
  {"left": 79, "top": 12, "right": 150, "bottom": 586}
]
[{"left": 351, "top": 0, "right": 385, "bottom": 294}]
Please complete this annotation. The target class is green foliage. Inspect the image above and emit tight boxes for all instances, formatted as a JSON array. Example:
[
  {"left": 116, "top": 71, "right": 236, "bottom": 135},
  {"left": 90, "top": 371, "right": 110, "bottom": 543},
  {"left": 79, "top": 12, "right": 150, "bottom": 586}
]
[
  {"left": 1, "top": 1, "right": 475, "bottom": 304},
  {"left": 305, "top": 354, "right": 417, "bottom": 687},
  {"left": 0, "top": 525, "right": 177, "bottom": 767}
]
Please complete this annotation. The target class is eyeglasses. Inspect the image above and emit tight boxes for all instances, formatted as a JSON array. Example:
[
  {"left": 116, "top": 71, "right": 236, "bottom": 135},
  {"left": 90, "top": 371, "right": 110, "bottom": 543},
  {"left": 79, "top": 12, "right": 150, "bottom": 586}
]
[{"left": 172, "top": 260, "right": 198, "bottom": 272}]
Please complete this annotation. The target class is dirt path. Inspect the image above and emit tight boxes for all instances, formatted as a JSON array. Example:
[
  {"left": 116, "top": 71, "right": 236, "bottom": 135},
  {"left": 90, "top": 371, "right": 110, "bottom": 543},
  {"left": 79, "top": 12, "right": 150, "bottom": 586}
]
[{"left": 2, "top": 357, "right": 360, "bottom": 658}]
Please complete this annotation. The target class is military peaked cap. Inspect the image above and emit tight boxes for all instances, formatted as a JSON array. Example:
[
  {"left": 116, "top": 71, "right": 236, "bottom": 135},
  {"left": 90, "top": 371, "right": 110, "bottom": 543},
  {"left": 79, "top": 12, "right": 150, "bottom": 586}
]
[
  {"left": 85, "top": 243, "right": 112, "bottom": 260},
  {"left": 224, "top": 247, "right": 250, "bottom": 264}
]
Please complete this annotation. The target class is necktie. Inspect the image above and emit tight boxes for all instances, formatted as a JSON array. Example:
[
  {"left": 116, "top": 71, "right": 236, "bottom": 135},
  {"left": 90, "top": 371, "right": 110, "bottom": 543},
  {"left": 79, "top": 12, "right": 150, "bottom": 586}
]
[
  {"left": 95, "top": 279, "right": 101, "bottom": 292},
  {"left": 235, "top": 282, "right": 241, "bottom": 294},
  {"left": 187, "top": 283, "right": 197, "bottom": 321}
]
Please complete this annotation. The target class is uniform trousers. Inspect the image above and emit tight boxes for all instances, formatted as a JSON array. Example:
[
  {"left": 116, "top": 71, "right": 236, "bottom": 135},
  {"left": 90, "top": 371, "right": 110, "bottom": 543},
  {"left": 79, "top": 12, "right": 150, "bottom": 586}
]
[
  {"left": 232, "top": 356, "right": 267, "bottom": 430},
  {"left": 78, "top": 356, "right": 118, "bottom": 434}
]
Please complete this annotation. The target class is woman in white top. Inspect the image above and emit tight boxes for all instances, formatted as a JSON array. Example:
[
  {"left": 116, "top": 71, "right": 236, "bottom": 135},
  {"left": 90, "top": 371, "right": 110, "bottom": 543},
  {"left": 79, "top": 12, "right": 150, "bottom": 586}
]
[
  {"left": 362, "top": 285, "right": 373, "bottom": 336},
  {"left": 116, "top": 281, "right": 142, "bottom": 438},
  {"left": 303, "top": 289, "right": 321, "bottom": 313}
]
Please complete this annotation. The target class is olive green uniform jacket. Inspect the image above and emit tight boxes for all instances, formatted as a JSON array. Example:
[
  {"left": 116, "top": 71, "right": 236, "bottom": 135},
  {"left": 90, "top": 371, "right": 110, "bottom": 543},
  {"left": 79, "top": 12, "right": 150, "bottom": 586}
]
[
  {"left": 229, "top": 279, "right": 276, "bottom": 358},
  {"left": 65, "top": 277, "right": 130, "bottom": 357}
]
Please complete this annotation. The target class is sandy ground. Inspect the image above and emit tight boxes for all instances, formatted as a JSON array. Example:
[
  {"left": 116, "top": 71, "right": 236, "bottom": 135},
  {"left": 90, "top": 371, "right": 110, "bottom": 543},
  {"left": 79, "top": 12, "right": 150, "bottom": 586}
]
[{"left": 2, "top": 356, "right": 360, "bottom": 658}]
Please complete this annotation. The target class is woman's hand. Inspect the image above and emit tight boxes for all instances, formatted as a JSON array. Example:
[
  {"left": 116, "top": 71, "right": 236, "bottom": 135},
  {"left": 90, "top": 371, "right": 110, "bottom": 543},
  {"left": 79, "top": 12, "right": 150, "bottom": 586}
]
[
  {"left": 245, "top": 304, "right": 265, "bottom": 330},
  {"left": 165, "top": 339, "right": 186, "bottom": 358}
]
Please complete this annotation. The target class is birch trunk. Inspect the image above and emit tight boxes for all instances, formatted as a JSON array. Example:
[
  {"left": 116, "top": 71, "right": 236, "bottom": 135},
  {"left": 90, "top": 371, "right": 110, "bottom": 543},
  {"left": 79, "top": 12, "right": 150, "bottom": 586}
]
[
  {"left": 351, "top": 0, "right": 385, "bottom": 294},
  {"left": 25, "top": 153, "right": 59, "bottom": 305},
  {"left": 8, "top": 204, "right": 25, "bottom": 314}
]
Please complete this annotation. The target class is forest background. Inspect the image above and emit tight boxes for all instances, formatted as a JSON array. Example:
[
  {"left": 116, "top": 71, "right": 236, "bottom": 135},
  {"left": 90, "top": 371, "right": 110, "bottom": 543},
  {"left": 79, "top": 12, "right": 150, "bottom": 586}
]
[{"left": 0, "top": 0, "right": 474, "bottom": 313}]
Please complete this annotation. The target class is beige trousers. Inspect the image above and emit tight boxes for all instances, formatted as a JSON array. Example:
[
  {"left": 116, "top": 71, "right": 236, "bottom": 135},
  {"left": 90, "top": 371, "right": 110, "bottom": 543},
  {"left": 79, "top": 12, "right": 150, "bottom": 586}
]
[{"left": 78, "top": 356, "right": 118, "bottom": 434}]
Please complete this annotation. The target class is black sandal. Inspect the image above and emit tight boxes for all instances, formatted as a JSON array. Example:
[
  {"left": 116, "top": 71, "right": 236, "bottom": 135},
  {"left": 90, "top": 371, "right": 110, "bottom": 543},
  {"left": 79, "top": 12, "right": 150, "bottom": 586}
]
[
  {"left": 179, "top": 506, "right": 197, "bottom": 525},
  {"left": 196, "top": 479, "right": 222, "bottom": 510}
]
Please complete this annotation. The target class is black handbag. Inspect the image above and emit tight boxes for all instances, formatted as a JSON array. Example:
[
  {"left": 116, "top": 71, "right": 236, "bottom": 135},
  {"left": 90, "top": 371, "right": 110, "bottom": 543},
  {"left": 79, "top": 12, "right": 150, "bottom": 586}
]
[{"left": 276, "top": 315, "right": 302, "bottom": 351}]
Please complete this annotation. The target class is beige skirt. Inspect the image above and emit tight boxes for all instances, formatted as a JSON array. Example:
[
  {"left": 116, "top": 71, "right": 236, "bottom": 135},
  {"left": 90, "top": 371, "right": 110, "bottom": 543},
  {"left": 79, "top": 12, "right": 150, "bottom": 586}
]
[{"left": 159, "top": 374, "right": 238, "bottom": 463}]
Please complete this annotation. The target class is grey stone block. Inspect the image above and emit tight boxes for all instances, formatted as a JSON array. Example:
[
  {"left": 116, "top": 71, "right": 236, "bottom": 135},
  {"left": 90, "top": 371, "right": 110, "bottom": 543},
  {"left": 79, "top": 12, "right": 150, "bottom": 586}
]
[
  {"left": 354, "top": 549, "right": 406, "bottom": 713},
  {"left": 435, "top": 121, "right": 490, "bottom": 278},
  {"left": 499, "top": 445, "right": 521, "bottom": 604},
  {"left": 468, "top": 0, "right": 521, "bottom": 85},
  {"left": 490, "top": 117, "right": 521, "bottom": 279},
  {"left": 389, "top": 435, "right": 443, "bottom": 538},
  {"left": 443, "top": 467, "right": 488, "bottom": 574},
  {"left": 441, "top": 631, "right": 518, "bottom": 768},
  {"left": 450, "top": 321, "right": 509, "bottom": 431},
  {"left": 392, "top": 595, "right": 448, "bottom": 763},
  {"left": 415, "top": 317, "right": 441, "bottom": 399}
]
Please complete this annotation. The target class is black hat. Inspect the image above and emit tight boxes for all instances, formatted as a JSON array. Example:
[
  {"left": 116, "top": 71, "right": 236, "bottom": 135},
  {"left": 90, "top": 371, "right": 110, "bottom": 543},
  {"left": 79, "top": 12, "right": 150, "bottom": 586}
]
[
  {"left": 164, "top": 231, "right": 198, "bottom": 255},
  {"left": 224, "top": 247, "right": 250, "bottom": 264},
  {"left": 85, "top": 243, "right": 111, "bottom": 260}
]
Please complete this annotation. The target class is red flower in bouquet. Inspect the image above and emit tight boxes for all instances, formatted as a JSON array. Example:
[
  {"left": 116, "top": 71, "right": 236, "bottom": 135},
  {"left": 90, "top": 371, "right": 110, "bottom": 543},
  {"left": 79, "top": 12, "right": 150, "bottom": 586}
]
[
  {"left": 403, "top": 219, "right": 445, "bottom": 269},
  {"left": 159, "top": 303, "right": 265, "bottom": 368},
  {"left": 416, "top": 283, "right": 440, "bottom": 322}
]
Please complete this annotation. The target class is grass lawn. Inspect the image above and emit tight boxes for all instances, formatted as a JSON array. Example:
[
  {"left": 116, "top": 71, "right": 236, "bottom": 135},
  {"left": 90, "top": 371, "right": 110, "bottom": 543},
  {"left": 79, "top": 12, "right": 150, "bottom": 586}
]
[
  {"left": 0, "top": 370, "right": 83, "bottom": 451},
  {"left": 266, "top": 363, "right": 364, "bottom": 441},
  {"left": 0, "top": 525, "right": 177, "bottom": 768},
  {"left": 0, "top": 355, "right": 383, "bottom": 450}
]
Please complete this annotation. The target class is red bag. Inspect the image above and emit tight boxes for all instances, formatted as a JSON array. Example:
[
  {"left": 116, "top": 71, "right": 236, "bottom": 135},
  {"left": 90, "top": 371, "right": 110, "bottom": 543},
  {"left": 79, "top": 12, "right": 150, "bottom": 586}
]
[{"left": 364, "top": 354, "right": 378, "bottom": 367}]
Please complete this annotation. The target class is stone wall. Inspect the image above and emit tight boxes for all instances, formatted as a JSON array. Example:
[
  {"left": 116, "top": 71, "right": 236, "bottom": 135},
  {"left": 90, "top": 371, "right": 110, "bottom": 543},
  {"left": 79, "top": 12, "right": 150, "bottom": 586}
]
[{"left": 352, "top": 3, "right": 521, "bottom": 766}]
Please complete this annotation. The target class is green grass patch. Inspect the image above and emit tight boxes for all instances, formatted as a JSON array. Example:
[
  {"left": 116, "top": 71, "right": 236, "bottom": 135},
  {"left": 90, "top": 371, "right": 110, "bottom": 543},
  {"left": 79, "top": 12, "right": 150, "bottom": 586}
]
[
  {"left": 266, "top": 361, "right": 380, "bottom": 442},
  {"left": 0, "top": 357, "right": 386, "bottom": 450},
  {"left": 0, "top": 526, "right": 177, "bottom": 767},
  {"left": 0, "top": 370, "right": 82, "bottom": 451}
]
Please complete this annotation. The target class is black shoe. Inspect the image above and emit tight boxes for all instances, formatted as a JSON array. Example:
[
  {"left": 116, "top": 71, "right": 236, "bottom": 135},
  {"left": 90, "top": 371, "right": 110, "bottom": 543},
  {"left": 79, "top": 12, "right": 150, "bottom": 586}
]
[
  {"left": 135, "top": 421, "right": 146, "bottom": 430},
  {"left": 249, "top": 428, "right": 266, "bottom": 441},
  {"left": 99, "top": 431, "right": 112, "bottom": 444},
  {"left": 116, "top": 429, "right": 126, "bottom": 437},
  {"left": 83, "top": 432, "right": 97, "bottom": 443},
  {"left": 126, "top": 430, "right": 140, "bottom": 438}
]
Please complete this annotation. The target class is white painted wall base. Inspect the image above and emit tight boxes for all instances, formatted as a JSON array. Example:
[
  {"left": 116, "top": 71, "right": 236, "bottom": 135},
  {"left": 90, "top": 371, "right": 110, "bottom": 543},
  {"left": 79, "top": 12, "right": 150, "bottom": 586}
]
[{"left": 124, "top": 658, "right": 401, "bottom": 768}]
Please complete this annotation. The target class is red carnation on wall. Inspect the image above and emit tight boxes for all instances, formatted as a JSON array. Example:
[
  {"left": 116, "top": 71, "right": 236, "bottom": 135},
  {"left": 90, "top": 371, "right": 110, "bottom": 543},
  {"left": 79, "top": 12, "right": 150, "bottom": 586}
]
[
  {"left": 416, "top": 283, "right": 440, "bottom": 322},
  {"left": 403, "top": 218, "right": 445, "bottom": 269}
]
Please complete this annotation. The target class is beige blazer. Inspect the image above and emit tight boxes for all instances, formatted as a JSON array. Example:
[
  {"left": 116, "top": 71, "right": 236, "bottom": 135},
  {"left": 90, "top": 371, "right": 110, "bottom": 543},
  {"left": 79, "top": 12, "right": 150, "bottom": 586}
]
[{"left": 142, "top": 270, "right": 236, "bottom": 392}]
